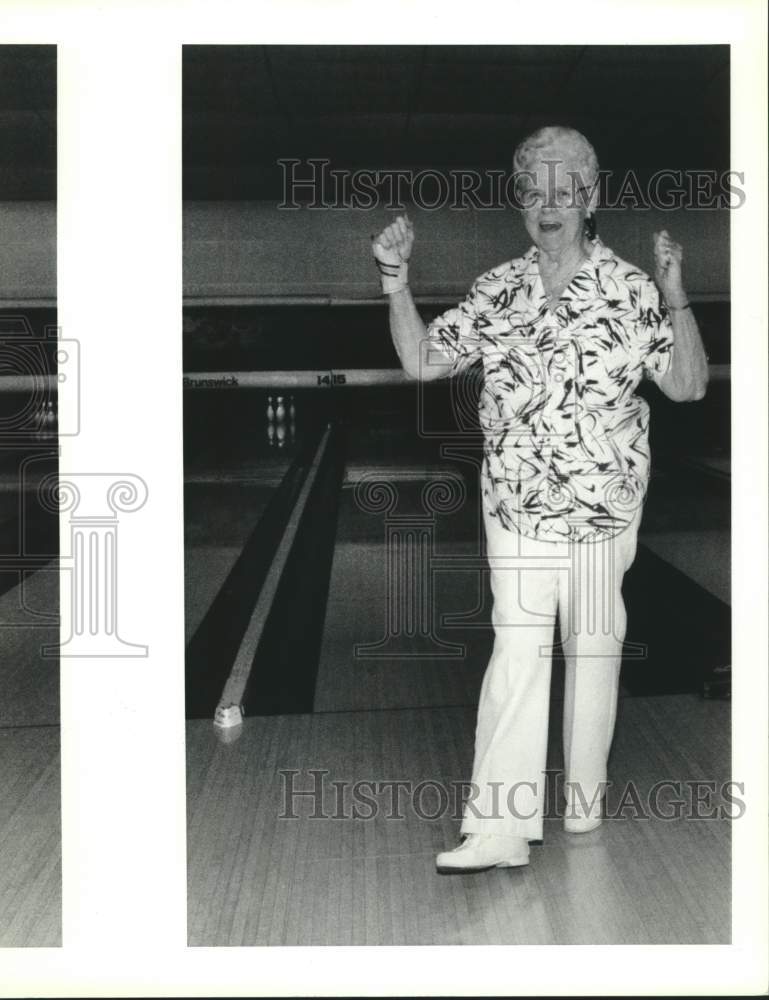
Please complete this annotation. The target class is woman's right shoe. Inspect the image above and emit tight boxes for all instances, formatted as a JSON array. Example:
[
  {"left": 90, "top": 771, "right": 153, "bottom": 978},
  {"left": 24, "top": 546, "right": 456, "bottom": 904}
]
[
  {"left": 435, "top": 834, "right": 530, "bottom": 874},
  {"left": 563, "top": 791, "right": 604, "bottom": 833}
]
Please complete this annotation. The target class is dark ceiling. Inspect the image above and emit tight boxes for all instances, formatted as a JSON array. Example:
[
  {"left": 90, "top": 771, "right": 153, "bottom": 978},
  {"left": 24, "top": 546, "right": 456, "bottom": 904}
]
[
  {"left": 0, "top": 45, "right": 730, "bottom": 203},
  {"left": 183, "top": 44, "right": 730, "bottom": 200},
  {"left": 0, "top": 46, "right": 56, "bottom": 200}
]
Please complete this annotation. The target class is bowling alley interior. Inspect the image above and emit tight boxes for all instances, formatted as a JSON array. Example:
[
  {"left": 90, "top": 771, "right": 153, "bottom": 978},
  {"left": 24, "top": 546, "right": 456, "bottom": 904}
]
[
  {"left": 182, "top": 45, "right": 733, "bottom": 945},
  {"left": 0, "top": 45, "right": 60, "bottom": 947}
]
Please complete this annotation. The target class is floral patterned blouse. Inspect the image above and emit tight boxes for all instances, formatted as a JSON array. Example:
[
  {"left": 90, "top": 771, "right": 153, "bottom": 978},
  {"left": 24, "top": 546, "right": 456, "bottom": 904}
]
[{"left": 426, "top": 238, "right": 674, "bottom": 543}]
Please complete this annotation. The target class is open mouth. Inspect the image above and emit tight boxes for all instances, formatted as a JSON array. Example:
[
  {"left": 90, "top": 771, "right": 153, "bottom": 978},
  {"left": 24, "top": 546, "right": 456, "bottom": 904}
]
[{"left": 539, "top": 222, "right": 562, "bottom": 232}]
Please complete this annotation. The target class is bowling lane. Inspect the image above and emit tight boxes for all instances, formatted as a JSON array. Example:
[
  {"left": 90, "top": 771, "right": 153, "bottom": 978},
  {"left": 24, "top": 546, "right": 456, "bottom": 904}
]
[
  {"left": 183, "top": 380, "right": 732, "bottom": 715},
  {"left": 184, "top": 387, "right": 337, "bottom": 714},
  {"left": 185, "top": 376, "right": 732, "bottom": 947},
  {"left": 314, "top": 481, "right": 491, "bottom": 714},
  {"left": 312, "top": 385, "right": 489, "bottom": 710},
  {"left": 185, "top": 483, "right": 277, "bottom": 643},
  {"left": 184, "top": 387, "right": 310, "bottom": 643},
  {"left": 184, "top": 387, "right": 308, "bottom": 484},
  {"left": 640, "top": 458, "right": 731, "bottom": 605},
  {"left": 0, "top": 567, "right": 59, "bottom": 728},
  {"left": 0, "top": 564, "right": 60, "bottom": 946},
  {"left": 0, "top": 455, "right": 60, "bottom": 727}
]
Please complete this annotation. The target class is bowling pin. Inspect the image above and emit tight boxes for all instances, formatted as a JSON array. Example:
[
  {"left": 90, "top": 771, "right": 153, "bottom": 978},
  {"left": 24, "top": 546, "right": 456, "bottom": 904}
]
[
  {"left": 35, "top": 404, "right": 46, "bottom": 440},
  {"left": 289, "top": 419, "right": 296, "bottom": 441},
  {"left": 288, "top": 395, "right": 296, "bottom": 421},
  {"left": 275, "top": 396, "right": 286, "bottom": 423},
  {"left": 276, "top": 422, "right": 286, "bottom": 448},
  {"left": 46, "top": 401, "right": 55, "bottom": 432},
  {"left": 267, "top": 421, "right": 276, "bottom": 446},
  {"left": 266, "top": 395, "right": 275, "bottom": 422}
]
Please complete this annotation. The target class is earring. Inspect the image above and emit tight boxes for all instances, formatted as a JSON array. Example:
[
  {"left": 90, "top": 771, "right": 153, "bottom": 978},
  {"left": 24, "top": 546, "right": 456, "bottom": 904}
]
[{"left": 585, "top": 214, "right": 597, "bottom": 240}]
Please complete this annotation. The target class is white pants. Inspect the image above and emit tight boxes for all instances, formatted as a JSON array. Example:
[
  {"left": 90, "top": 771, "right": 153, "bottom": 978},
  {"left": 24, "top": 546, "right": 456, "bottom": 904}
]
[{"left": 460, "top": 506, "right": 641, "bottom": 841}]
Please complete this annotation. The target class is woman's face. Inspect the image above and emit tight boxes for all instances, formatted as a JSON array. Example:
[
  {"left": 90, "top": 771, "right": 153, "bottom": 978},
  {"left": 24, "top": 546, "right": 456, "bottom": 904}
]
[{"left": 518, "top": 156, "right": 591, "bottom": 256}]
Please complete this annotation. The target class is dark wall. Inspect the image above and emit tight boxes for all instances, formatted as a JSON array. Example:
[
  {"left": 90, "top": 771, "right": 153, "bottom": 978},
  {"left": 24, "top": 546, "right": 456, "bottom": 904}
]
[
  {"left": 183, "top": 201, "right": 730, "bottom": 302},
  {"left": 0, "top": 203, "right": 56, "bottom": 303}
]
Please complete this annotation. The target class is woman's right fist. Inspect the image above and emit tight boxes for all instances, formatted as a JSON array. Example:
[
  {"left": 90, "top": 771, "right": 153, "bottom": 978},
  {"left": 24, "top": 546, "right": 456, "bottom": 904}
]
[{"left": 372, "top": 214, "right": 414, "bottom": 267}]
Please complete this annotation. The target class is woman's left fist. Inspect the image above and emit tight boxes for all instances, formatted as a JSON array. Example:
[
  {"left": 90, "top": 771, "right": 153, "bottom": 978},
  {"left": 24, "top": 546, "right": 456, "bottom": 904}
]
[{"left": 653, "top": 230, "right": 686, "bottom": 307}]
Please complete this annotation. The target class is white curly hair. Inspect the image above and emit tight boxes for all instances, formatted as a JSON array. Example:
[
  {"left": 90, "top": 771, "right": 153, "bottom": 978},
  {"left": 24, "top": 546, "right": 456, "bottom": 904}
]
[{"left": 513, "top": 125, "right": 599, "bottom": 201}]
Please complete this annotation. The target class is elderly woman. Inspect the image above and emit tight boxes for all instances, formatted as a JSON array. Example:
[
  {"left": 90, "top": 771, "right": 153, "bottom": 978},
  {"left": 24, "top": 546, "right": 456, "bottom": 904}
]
[{"left": 371, "top": 125, "right": 709, "bottom": 874}]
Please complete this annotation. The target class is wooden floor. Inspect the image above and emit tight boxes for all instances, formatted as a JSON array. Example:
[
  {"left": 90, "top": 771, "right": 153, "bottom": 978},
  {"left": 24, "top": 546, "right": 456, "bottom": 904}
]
[
  {"left": 188, "top": 445, "right": 732, "bottom": 946},
  {"left": 186, "top": 693, "right": 731, "bottom": 946},
  {"left": 0, "top": 727, "right": 61, "bottom": 947},
  {"left": 0, "top": 567, "right": 61, "bottom": 947}
]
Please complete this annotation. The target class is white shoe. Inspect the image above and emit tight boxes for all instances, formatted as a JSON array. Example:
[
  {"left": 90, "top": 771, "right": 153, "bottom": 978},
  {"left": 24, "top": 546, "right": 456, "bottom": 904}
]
[
  {"left": 563, "top": 793, "right": 604, "bottom": 834},
  {"left": 436, "top": 834, "right": 530, "bottom": 874},
  {"left": 564, "top": 814, "right": 603, "bottom": 834}
]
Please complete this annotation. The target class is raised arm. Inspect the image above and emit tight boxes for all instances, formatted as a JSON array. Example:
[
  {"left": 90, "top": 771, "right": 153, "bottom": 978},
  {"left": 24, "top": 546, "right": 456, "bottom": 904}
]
[
  {"left": 652, "top": 230, "right": 709, "bottom": 402},
  {"left": 371, "top": 215, "right": 452, "bottom": 382}
]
